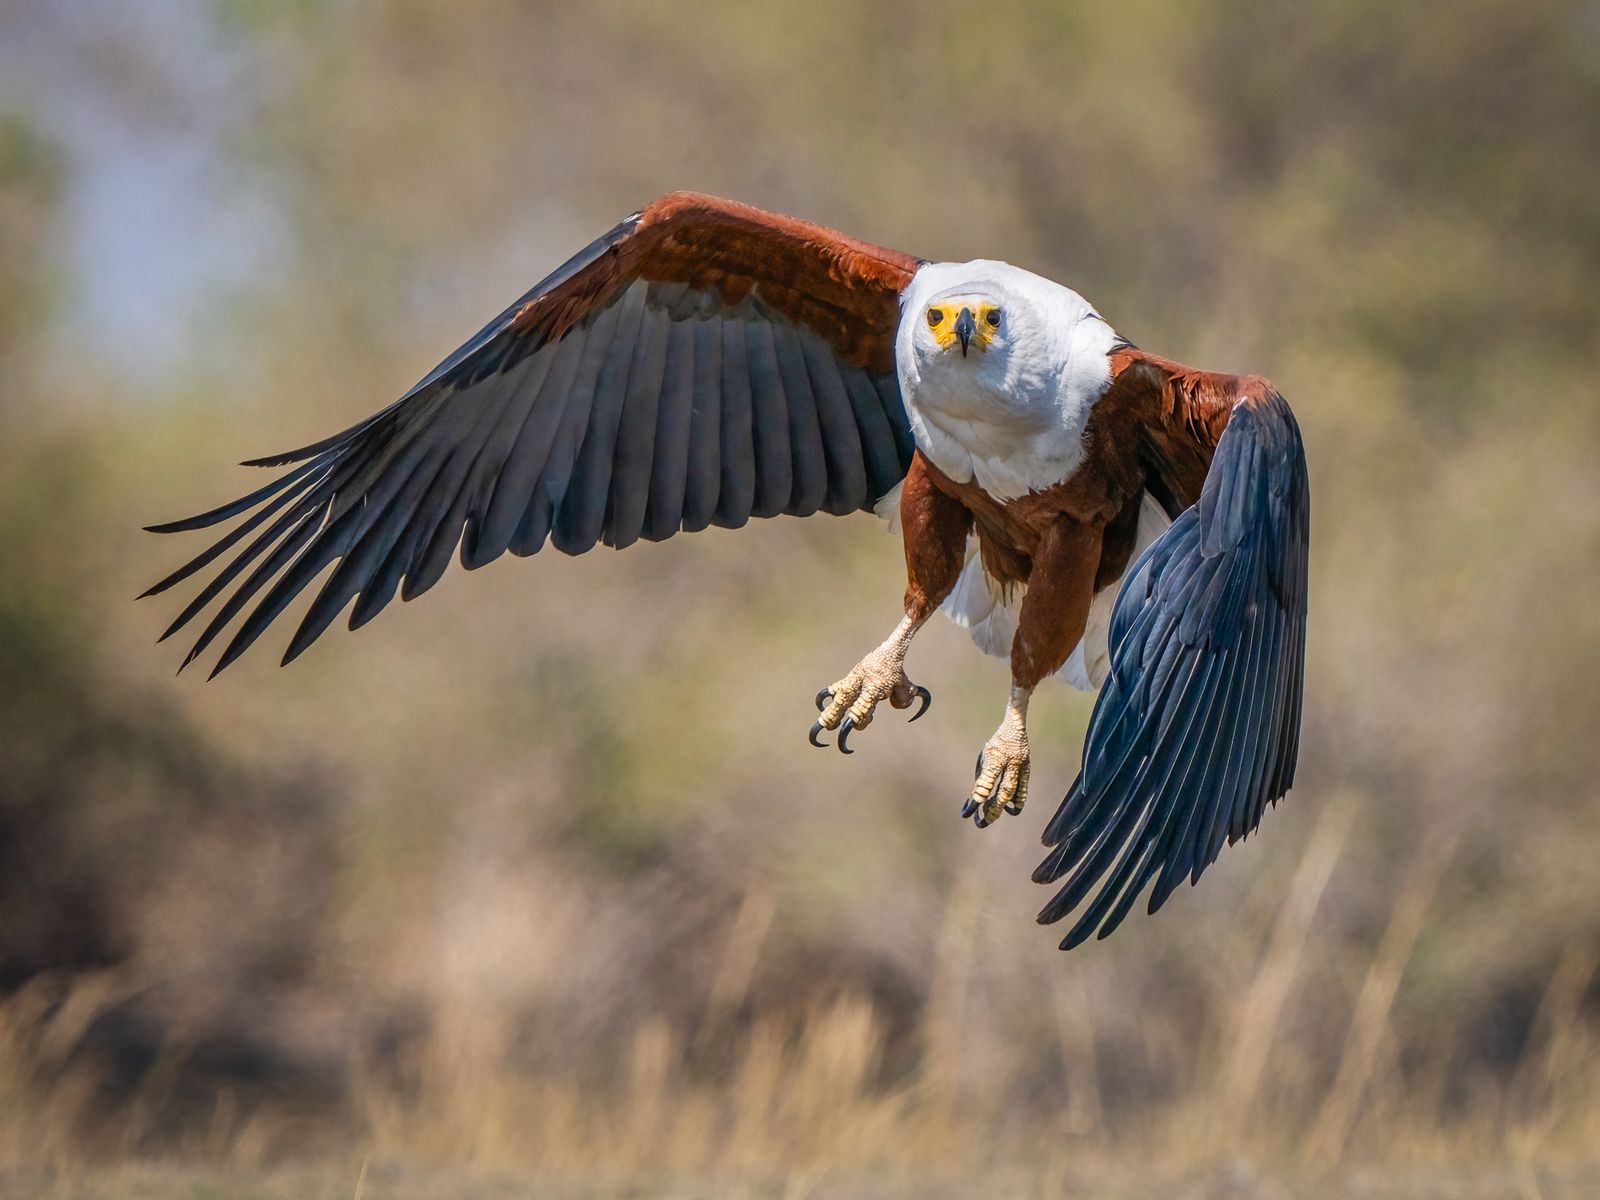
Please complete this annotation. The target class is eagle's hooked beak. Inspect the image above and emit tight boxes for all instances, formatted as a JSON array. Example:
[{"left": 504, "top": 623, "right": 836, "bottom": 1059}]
[{"left": 954, "top": 307, "right": 976, "bottom": 357}]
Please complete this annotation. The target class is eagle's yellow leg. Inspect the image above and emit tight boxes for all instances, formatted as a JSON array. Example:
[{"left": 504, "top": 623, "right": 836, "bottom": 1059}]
[
  {"left": 810, "top": 457, "right": 967, "bottom": 756},
  {"left": 963, "top": 685, "right": 1032, "bottom": 826},
  {"left": 811, "top": 614, "right": 932, "bottom": 753},
  {"left": 960, "top": 520, "right": 1098, "bottom": 828}
]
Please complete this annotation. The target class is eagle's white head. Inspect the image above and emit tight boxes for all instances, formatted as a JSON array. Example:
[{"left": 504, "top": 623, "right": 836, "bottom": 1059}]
[{"left": 895, "top": 260, "right": 1120, "bottom": 498}]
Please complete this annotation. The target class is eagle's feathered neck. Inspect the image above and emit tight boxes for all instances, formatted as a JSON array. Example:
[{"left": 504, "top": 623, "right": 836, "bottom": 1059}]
[{"left": 895, "top": 260, "right": 1119, "bottom": 501}]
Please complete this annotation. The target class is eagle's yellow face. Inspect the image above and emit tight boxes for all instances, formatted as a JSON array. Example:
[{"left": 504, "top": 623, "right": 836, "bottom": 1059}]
[{"left": 925, "top": 298, "right": 1003, "bottom": 357}]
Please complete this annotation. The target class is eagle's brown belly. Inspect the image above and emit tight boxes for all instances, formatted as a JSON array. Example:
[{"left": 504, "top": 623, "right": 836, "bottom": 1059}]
[{"left": 918, "top": 456, "right": 1149, "bottom": 599}]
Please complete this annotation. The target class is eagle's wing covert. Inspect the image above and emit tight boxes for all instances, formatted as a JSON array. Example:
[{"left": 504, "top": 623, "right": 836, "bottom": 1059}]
[
  {"left": 1034, "top": 358, "right": 1310, "bottom": 948},
  {"left": 144, "top": 193, "right": 922, "bottom": 675}
]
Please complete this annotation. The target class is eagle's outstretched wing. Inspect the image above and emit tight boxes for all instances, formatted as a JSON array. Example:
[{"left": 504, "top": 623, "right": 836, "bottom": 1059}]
[
  {"left": 144, "top": 193, "right": 921, "bottom": 674},
  {"left": 1035, "top": 351, "right": 1310, "bottom": 948}
]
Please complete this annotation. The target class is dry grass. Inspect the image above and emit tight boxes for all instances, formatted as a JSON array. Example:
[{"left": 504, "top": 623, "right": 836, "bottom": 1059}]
[
  {"left": 9, "top": 1161, "right": 1600, "bottom": 1200},
  {"left": 3, "top": 807, "right": 1599, "bottom": 1192}
]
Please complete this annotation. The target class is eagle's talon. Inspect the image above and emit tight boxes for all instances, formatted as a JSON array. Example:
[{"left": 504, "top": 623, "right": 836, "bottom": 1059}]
[
  {"left": 811, "top": 642, "right": 925, "bottom": 751},
  {"left": 961, "top": 796, "right": 979, "bottom": 819},
  {"left": 808, "top": 720, "right": 829, "bottom": 748},
  {"left": 908, "top": 685, "right": 932, "bottom": 722},
  {"left": 965, "top": 711, "right": 1030, "bottom": 827}
]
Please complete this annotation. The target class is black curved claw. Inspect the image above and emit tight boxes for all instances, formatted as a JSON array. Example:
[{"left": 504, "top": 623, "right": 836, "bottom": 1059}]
[
  {"left": 974, "top": 752, "right": 985, "bottom": 779},
  {"left": 908, "top": 685, "right": 932, "bottom": 723},
  {"left": 837, "top": 715, "right": 856, "bottom": 755},
  {"left": 961, "top": 796, "right": 980, "bottom": 819},
  {"left": 1003, "top": 800, "right": 1024, "bottom": 816},
  {"left": 815, "top": 688, "right": 834, "bottom": 713},
  {"left": 974, "top": 812, "right": 991, "bottom": 829},
  {"left": 809, "top": 720, "right": 829, "bottom": 748}
]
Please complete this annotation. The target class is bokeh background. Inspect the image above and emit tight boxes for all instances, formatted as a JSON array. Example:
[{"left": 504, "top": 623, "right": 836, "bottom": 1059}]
[{"left": 3, "top": 2, "right": 1600, "bottom": 1196}]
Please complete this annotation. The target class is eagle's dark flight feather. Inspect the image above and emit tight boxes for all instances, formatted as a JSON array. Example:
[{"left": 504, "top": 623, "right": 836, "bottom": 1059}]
[{"left": 144, "top": 194, "right": 920, "bottom": 674}]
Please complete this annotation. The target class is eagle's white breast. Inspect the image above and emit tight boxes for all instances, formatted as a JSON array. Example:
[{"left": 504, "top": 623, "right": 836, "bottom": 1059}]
[
  {"left": 894, "top": 260, "right": 1121, "bottom": 501},
  {"left": 886, "top": 260, "right": 1170, "bottom": 693}
]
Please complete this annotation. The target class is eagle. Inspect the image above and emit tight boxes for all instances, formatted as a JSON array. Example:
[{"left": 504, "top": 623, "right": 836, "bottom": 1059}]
[{"left": 145, "top": 192, "right": 1309, "bottom": 949}]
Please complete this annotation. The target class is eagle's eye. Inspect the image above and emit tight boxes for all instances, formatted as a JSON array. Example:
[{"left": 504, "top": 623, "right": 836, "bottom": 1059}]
[
  {"left": 926, "top": 308, "right": 944, "bottom": 327},
  {"left": 985, "top": 309, "right": 1002, "bottom": 327}
]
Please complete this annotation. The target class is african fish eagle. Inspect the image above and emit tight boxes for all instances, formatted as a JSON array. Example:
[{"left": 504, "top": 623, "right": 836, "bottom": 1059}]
[{"left": 145, "top": 193, "right": 1310, "bottom": 949}]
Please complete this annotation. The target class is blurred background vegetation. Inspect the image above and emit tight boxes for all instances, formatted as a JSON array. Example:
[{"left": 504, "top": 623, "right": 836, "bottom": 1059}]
[{"left": 3, "top": 1, "right": 1599, "bottom": 1195}]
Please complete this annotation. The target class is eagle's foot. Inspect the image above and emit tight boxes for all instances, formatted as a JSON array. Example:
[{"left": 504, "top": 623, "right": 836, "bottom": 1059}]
[
  {"left": 810, "top": 647, "right": 930, "bottom": 754},
  {"left": 962, "top": 699, "right": 1031, "bottom": 827}
]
